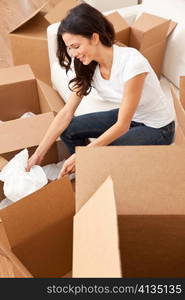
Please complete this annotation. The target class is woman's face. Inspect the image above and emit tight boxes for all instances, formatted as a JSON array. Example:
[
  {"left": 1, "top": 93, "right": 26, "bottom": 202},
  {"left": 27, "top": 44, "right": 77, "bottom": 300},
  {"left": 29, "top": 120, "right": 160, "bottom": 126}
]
[{"left": 62, "top": 33, "right": 98, "bottom": 65}]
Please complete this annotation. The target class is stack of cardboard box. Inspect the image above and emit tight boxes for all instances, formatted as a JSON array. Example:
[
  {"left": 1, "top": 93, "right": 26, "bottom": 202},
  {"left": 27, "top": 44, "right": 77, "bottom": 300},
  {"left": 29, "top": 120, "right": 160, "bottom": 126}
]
[{"left": 0, "top": 0, "right": 185, "bottom": 278}]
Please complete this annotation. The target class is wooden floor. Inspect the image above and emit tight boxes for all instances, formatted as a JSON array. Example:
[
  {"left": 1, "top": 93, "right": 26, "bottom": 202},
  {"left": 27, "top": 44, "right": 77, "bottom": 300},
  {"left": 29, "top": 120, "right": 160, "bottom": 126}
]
[{"left": 0, "top": 0, "right": 60, "bottom": 68}]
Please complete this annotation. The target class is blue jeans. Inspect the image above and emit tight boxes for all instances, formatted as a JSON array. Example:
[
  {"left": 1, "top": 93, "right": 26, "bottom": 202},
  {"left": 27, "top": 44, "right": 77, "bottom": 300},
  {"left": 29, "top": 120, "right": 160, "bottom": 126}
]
[{"left": 61, "top": 109, "right": 175, "bottom": 154}]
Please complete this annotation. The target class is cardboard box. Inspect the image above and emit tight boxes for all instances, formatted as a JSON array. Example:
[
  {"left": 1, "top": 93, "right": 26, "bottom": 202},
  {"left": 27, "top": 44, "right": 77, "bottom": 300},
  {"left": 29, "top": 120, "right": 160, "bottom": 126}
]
[
  {"left": 106, "top": 12, "right": 176, "bottom": 77},
  {"left": 0, "top": 64, "right": 69, "bottom": 162},
  {"left": 9, "top": 0, "right": 79, "bottom": 85},
  {"left": 0, "top": 176, "right": 75, "bottom": 278},
  {"left": 76, "top": 146, "right": 185, "bottom": 277},
  {"left": 0, "top": 64, "right": 64, "bottom": 121},
  {"left": 74, "top": 84, "right": 185, "bottom": 277}
]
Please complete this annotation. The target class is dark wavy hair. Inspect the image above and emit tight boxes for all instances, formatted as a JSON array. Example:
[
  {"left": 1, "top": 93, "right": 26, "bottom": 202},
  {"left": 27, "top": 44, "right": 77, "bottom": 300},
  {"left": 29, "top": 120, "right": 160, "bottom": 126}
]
[{"left": 57, "top": 3, "right": 115, "bottom": 97}]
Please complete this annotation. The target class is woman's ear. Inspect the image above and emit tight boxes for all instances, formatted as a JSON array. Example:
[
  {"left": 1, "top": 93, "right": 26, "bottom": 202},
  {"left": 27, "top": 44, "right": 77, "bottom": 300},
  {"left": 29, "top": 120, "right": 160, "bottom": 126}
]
[{"left": 91, "top": 33, "right": 100, "bottom": 45}]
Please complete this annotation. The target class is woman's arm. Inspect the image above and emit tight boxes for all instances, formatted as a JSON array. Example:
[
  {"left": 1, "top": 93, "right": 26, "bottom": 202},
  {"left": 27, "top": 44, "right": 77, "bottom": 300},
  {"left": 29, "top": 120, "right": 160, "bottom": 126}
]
[
  {"left": 26, "top": 91, "right": 83, "bottom": 170},
  {"left": 88, "top": 72, "right": 148, "bottom": 147}
]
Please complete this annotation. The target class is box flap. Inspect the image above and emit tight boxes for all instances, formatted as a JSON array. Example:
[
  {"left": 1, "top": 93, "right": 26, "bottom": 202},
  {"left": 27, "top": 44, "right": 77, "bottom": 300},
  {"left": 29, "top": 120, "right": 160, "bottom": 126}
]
[
  {"left": 9, "top": 2, "right": 47, "bottom": 33},
  {"left": 132, "top": 12, "right": 169, "bottom": 31},
  {"left": 0, "top": 65, "right": 35, "bottom": 85},
  {"left": 180, "top": 76, "right": 185, "bottom": 110},
  {"left": 106, "top": 12, "right": 129, "bottom": 31},
  {"left": 0, "top": 112, "right": 55, "bottom": 155},
  {"left": 76, "top": 146, "right": 185, "bottom": 214},
  {"left": 37, "top": 79, "right": 65, "bottom": 113},
  {"left": 44, "top": 0, "right": 79, "bottom": 24},
  {"left": 0, "top": 177, "right": 75, "bottom": 277},
  {"left": 73, "top": 177, "right": 122, "bottom": 278},
  {"left": 0, "top": 219, "right": 11, "bottom": 250},
  {"left": 106, "top": 12, "right": 130, "bottom": 44},
  {"left": 140, "top": 40, "right": 166, "bottom": 78},
  {"left": 167, "top": 20, "right": 177, "bottom": 37},
  {"left": 171, "top": 86, "right": 185, "bottom": 136},
  {"left": 0, "top": 243, "right": 32, "bottom": 278}
]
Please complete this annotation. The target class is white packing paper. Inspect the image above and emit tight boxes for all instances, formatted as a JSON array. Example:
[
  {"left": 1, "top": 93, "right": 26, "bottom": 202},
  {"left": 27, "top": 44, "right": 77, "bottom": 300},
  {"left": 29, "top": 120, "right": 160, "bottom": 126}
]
[{"left": 0, "top": 149, "right": 48, "bottom": 202}]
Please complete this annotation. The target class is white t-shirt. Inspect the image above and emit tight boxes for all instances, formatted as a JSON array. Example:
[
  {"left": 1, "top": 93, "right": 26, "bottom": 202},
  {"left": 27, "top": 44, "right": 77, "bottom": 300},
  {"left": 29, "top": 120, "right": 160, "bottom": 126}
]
[{"left": 92, "top": 44, "right": 175, "bottom": 128}]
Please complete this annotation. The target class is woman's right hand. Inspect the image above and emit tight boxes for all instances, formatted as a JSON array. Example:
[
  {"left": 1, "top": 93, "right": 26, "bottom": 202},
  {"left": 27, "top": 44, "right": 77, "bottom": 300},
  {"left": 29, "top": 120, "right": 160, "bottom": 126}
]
[{"left": 26, "top": 152, "right": 44, "bottom": 172}]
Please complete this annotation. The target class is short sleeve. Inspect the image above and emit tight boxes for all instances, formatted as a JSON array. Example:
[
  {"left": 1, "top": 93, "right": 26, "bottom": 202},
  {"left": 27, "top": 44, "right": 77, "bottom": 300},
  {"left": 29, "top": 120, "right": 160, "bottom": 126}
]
[{"left": 123, "top": 50, "right": 151, "bottom": 82}]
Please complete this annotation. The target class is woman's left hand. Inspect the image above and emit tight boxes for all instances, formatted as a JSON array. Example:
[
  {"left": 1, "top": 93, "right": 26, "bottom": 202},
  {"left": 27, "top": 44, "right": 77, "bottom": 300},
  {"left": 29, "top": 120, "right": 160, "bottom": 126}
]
[{"left": 58, "top": 154, "right": 76, "bottom": 179}]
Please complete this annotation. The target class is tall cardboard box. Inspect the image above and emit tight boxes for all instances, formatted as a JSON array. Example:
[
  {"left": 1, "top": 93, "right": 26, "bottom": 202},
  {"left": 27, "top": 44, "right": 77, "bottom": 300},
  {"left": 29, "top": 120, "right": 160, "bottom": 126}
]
[
  {"left": 76, "top": 146, "right": 185, "bottom": 277},
  {"left": 0, "top": 176, "right": 75, "bottom": 278},
  {"left": 9, "top": 0, "right": 79, "bottom": 85},
  {"left": 106, "top": 12, "right": 176, "bottom": 77}
]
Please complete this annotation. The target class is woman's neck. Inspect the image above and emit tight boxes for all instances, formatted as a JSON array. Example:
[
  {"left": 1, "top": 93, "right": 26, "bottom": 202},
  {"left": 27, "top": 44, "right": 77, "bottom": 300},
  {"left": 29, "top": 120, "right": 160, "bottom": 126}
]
[{"left": 95, "top": 44, "right": 113, "bottom": 70}]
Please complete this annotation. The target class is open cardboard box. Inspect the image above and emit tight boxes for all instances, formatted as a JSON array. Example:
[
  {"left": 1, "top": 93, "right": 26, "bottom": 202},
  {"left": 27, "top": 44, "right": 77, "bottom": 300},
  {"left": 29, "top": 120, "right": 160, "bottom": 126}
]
[
  {"left": 0, "top": 64, "right": 69, "bottom": 163},
  {"left": 75, "top": 146, "right": 185, "bottom": 277},
  {"left": 106, "top": 12, "right": 176, "bottom": 78},
  {"left": 0, "top": 176, "right": 74, "bottom": 278},
  {"left": 74, "top": 84, "right": 185, "bottom": 277},
  {"left": 0, "top": 64, "right": 64, "bottom": 121},
  {"left": 9, "top": 0, "right": 80, "bottom": 85}
]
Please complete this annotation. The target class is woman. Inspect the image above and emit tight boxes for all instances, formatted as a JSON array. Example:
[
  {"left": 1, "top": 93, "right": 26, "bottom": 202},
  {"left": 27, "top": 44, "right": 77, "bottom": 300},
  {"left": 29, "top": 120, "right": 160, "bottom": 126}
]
[{"left": 27, "top": 3, "right": 175, "bottom": 178}]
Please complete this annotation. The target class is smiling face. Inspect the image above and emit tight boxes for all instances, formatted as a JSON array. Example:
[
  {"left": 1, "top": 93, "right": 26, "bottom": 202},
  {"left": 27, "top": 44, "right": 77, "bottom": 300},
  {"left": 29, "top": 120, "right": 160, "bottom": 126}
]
[{"left": 62, "top": 32, "right": 98, "bottom": 65}]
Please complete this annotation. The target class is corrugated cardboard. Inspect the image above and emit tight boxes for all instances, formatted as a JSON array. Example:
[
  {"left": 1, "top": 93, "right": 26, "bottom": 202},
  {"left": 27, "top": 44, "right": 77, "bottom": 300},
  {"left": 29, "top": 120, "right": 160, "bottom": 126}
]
[
  {"left": 0, "top": 65, "right": 64, "bottom": 121},
  {"left": 9, "top": 0, "right": 80, "bottom": 85},
  {"left": 76, "top": 146, "right": 185, "bottom": 277},
  {"left": 107, "top": 11, "right": 176, "bottom": 78},
  {"left": 106, "top": 12, "right": 130, "bottom": 45},
  {"left": 0, "top": 176, "right": 75, "bottom": 278},
  {"left": 73, "top": 177, "right": 122, "bottom": 277},
  {"left": 0, "top": 219, "right": 32, "bottom": 277}
]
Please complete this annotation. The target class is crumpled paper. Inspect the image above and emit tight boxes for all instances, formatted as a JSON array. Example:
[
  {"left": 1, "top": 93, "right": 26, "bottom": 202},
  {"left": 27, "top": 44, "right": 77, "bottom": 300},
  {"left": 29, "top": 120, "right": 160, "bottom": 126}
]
[
  {"left": 20, "top": 112, "right": 36, "bottom": 118},
  {"left": 0, "top": 149, "right": 48, "bottom": 202},
  {"left": 42, "top": 161, "right": 65, "bottom": 181},
  {"left": 43, "top": 161, "right": 75, "bottom": 181}
]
